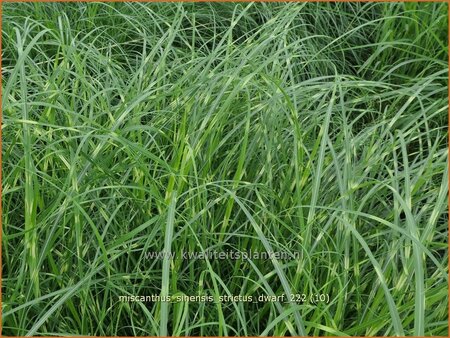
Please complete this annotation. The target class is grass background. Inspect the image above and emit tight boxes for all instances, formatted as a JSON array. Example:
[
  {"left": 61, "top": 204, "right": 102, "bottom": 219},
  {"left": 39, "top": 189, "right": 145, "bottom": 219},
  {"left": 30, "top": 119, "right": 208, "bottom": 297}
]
[{"left": 2, "top": 1, "right": 449, "bottom": 336}]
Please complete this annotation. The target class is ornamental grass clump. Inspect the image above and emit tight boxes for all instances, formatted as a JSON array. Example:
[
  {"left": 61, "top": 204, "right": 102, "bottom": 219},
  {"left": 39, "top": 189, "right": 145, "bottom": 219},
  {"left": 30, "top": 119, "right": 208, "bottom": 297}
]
[{"left": 2, "top": 2, "right": 448, "bottom": 336}]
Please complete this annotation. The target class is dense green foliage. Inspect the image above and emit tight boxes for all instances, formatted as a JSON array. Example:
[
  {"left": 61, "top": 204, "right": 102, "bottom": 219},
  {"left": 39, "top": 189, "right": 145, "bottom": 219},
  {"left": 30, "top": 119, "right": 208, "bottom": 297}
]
[{"left": 2, "top": 2, "right": 448, "bottom": 336}]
